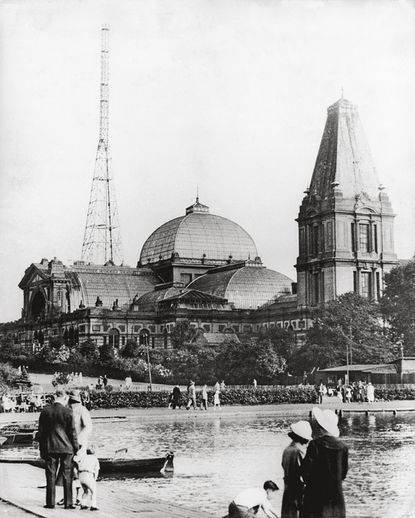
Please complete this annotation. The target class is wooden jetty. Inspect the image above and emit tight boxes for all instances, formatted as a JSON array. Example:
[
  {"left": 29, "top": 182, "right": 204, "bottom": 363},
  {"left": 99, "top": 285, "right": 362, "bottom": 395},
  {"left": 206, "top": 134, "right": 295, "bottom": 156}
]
[
  {"left": 308, "top": 406, "right": 415, "bottom": 418},
  {"left": 0, "top": 463, "right": 213, "bottom": 518}
]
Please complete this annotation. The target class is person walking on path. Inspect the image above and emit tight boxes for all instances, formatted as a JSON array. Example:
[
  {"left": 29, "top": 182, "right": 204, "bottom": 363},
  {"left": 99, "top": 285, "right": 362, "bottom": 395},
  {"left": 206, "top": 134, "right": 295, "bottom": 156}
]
[
  {"left": 186, "top": 381, "right": 197, "bottom": 410},
  {"left": 201, "top": 384, "right": 208, "bottom": 410},
  {"left": 75, "top": 447, "right": 100, "bottom": 511},
  {"left": 281, "top": 421, "right": 312, "bottom": 518},
  {"left": 36, "top": 388, "right": 79, "bottom": 509},
  {"left": 253, "top": 378, "right": 257, "bottom": 390},
  {"left": 300, "top": 408, "right": 348, "bottom": 518},
  {"left": 228, "top": 481, "right": 279, "bottom": 518}
]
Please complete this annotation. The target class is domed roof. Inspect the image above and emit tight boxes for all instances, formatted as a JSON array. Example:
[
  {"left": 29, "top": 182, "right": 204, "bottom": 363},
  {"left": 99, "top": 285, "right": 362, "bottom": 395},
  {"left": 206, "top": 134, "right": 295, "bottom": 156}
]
[
  {"left": 188, "top": 261, "right": 294, "bottom": 309},
  {"left": 139, "top": 199, "right": 258, "bottom": 265}
]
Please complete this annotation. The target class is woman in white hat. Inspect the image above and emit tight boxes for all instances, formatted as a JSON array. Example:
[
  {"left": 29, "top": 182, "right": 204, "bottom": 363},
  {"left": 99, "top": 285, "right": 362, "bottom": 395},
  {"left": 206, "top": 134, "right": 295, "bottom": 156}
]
[
  {"left": 300, "top": 408, "right": 348, "bottom": 518},
  {"left": 281, "top": 420, "right": 312, "bottom": 518}
]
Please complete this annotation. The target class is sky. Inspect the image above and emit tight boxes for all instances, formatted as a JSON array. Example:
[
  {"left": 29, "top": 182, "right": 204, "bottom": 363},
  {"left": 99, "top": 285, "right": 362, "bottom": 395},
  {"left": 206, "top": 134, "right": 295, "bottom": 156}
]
[{"left": 0, "top": 0, "right": 414, "bottom": 322}]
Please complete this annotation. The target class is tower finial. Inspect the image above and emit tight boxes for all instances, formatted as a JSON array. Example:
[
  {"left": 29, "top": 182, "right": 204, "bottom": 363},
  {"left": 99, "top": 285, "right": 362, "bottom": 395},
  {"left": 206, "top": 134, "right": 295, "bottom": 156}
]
[
  {"left": 341, "top": 86, "right": 344, "bottom": 100},
  {"left": 196, "top": 185, "right": 199, "bottom": 204}
]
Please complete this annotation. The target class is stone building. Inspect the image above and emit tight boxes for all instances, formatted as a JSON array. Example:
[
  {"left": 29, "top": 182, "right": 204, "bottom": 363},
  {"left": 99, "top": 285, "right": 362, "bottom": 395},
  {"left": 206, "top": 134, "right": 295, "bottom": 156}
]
[{"left": 0, "top": 98, "right": 399, "bottom": 351}]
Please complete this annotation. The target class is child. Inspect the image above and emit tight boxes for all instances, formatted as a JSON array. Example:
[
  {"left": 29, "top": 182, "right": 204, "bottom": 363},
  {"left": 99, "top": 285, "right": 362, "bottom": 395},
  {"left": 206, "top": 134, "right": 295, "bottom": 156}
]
[{"left": 75, "top": 447, "right": 100, "bottom": 511}]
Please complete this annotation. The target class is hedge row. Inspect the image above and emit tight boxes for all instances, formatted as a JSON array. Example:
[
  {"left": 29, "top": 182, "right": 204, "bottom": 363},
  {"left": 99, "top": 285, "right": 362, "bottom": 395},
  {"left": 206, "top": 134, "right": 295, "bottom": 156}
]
[
  {"left": 374, "top": 387, "right": 415, "bottom": 401},
  {"left": 89, "top": 387, "right": 318, "bottom": 409}
]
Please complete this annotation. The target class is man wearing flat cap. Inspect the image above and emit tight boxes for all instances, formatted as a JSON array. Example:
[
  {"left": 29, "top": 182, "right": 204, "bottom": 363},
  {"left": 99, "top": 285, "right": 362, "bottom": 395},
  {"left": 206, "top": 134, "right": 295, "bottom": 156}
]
[{"left": 37, "top": 388, "right": 79, "bottom": 509}]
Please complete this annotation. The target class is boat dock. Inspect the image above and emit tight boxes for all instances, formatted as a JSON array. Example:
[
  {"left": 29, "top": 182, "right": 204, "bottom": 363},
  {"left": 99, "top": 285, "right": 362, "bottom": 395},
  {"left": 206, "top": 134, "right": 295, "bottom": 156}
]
[{"left": 0, "top": 463, "right": 214, "bottom": 518}]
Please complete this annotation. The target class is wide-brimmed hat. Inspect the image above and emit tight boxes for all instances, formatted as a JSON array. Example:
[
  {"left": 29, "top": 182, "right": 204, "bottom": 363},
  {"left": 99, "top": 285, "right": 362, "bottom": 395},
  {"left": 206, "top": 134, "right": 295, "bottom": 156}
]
[
  {"left": 312, "top": 407, "right": 339, "bottom": 437},
  {"left": 290, "top": 420, "right": 312, "bottom": 441},
  {"left": 69, "top": 389, "right": 81, "bottom": 403}
]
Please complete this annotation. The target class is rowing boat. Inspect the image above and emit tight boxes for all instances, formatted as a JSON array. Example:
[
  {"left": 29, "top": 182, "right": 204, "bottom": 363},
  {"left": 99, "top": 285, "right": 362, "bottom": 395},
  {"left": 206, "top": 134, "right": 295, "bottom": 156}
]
[{"left": 0, "top": 452, "right": 174, "bottom": 475}]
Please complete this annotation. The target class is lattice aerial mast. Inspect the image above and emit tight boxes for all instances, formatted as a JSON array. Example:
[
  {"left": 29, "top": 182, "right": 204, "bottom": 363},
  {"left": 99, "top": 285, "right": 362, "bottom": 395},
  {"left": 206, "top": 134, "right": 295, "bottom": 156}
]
[{"left": 81, "top": 26, "right": 123, "bottom": 265}]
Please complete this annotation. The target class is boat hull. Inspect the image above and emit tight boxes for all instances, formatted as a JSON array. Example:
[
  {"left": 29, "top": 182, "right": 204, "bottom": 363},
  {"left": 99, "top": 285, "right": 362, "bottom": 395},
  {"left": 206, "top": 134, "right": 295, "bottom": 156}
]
[{"left": 0, "top": 453, "right": 174, "bottom": 475}]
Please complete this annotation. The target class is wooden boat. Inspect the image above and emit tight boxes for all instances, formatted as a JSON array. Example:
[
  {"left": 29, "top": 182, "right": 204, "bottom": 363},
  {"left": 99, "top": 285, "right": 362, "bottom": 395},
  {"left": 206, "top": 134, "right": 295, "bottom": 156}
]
[
  {"left": 0, "top": 425, "right": 37, "bottom": 446},
  {"left": 0, "top": 452, "right": 174, "bottom": 475}
]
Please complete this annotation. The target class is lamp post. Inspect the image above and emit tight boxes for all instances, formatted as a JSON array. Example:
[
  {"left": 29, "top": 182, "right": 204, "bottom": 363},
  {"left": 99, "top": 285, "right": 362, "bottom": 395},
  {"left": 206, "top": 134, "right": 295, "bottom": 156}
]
[{"left": 144, "top": 333, "right": 153, "bottom": 391}]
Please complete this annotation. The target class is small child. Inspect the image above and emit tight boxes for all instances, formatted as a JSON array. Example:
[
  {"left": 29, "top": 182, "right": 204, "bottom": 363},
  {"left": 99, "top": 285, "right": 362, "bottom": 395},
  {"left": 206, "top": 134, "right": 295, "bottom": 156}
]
[{"left": 75, "top": 447, "right": 100, "bottom": 511}]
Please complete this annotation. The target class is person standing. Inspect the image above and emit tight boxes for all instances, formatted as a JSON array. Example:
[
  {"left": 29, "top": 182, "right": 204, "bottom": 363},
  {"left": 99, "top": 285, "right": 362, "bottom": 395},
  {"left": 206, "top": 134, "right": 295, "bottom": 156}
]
[
  {"left": 253, "top": 378, "right": 257, "bottom": 390},
  {"left": 281, "top": 421, "right": 312, "bottom": 518},
  {"left": 228, "top": 481, "right": 279, "bottom": 518},
  {"left": 300, "top": 408, "right": 348, "bottom": 518},
  {"left": 103, "top": 375, "right": 108, "bottom": 388},
  {"left": 201, "top": 384, "right": 208, "bottom": 410},
  {"left": 366, "top": 382, "right": 375, "bottom": 403},
  {"left": 186, "top": 381, "right": 197, "bottom": 410},
  {"left": 171, "top": 385, "right": 181, "bottom": 409},
  {"left": 36, "top": 389, "right": 79, "bottom": 509},
  {"left": 213, "top": 388, "right": 221, "bottom": 410},
  {"left": 68, "top": 389, "right": 92, "bottom": 451}
]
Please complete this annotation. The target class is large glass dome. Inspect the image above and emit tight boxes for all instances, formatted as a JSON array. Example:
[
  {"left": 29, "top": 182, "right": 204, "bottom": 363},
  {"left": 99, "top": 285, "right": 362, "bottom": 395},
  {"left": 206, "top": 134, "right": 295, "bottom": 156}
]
[
  {"left": 188, "top": 262, "right": 294, "bottom": 309},
  {"left": 139, "top": 199, "right": 258, "bottom": 265}
]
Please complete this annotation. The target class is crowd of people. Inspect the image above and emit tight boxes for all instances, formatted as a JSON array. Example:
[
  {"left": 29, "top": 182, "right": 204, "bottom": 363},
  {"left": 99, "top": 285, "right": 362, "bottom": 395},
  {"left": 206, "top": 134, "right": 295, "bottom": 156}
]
[
  {"left": 0, "top": 391, "right": 45, "bottom": 413},
  {"left": 36, "top": 388, "right": 99, "bottom": 510},
  {"left": 167, "top": 379, "right": 226, "bottom": 410},
  {"left": 226, "top": 407, "right": 348, "bottom": 518},
  {"left": 316, "top": 380, "right": 376, "bottom": 404}
]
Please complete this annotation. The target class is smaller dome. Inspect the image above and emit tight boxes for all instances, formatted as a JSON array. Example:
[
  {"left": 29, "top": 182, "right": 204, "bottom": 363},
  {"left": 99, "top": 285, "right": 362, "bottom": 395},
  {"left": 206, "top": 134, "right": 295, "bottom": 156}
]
[{"left": 188, "top": 262, "right": 293, "bottom": 309}]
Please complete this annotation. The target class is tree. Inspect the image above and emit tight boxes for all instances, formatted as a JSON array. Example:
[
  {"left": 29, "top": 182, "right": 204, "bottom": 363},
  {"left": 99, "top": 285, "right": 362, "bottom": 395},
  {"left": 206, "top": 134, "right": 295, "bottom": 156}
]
[
  {"left": 0, "top": 363, "right": 20, "bottom": 394},
  {"left": 99, "top": 341, "right": 115, "bottom": 362},
  {"left": 120, "top": 339, "right": 141, "bottom": 358},
  {"left": 382, "top": 258, "right": 415, "bottom": 355},
  {"left": 169, "top": 320, "right": 197, "bottom": 348},
  {"left": 79, "top": 339, "right": 99, "bottom": 361},
  {"left": 215, "top": 339, "right": 286, "bottom": 384},
  {"left": 291, "top": 292, "right": 396, "bottom": 374}
]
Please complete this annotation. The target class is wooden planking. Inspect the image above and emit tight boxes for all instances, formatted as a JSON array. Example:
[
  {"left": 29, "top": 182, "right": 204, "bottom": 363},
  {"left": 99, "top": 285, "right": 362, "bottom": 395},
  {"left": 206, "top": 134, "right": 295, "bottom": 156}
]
[{"left": 0, "top": 464, "right": 213, "bottom": 518}]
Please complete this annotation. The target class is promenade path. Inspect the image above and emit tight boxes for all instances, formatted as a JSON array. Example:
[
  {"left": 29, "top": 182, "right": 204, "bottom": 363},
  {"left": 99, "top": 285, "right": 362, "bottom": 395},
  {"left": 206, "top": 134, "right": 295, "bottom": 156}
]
[
  {"left": 0, "top": 463, "right": 213, "bottom": 518},
  {"left": 2, "top": 399, "right": 415, "bottom": 426}
]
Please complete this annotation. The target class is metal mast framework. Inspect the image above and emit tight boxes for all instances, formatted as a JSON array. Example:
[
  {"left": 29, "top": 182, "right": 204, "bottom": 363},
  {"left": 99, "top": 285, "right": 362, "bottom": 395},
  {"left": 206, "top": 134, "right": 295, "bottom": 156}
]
[{"left": 81, "top": 26, "right": 123, "bottom": 265}]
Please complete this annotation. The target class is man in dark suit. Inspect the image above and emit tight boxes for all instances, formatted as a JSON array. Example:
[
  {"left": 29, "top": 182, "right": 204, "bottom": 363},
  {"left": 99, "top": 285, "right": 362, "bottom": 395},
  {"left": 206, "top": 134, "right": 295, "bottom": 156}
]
[{"left": 37, "top": 388, "right": 79, "bottom": 509}]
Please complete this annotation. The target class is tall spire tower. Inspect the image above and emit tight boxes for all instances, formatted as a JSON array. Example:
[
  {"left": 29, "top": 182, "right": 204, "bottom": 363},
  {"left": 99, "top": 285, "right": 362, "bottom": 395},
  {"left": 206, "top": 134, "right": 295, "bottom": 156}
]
[
  {"left": 81, "top": 26, "right": 123, "bottom": 265},
  {"left": 296, "top": 98, "right": 397, "bottom": 307}
]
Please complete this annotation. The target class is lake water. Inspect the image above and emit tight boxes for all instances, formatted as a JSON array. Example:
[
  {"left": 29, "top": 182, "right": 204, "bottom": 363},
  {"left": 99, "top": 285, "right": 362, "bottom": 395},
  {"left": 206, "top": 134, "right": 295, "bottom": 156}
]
[{"left": 3, "top": 410, "right": 415, "bottom": 517}]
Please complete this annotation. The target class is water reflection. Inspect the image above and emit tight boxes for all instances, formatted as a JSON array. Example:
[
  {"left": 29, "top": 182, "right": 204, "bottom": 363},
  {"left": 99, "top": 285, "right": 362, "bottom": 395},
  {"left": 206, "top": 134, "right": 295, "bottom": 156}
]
[{"left": 1, "top": 411, "right": 415, "bottom": 517}]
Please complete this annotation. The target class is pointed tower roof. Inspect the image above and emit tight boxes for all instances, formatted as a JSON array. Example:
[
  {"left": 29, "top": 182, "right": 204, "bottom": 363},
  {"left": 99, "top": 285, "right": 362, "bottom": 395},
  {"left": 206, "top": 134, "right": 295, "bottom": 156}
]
[{"left": 309, "top": 98, "right": 381, "bottom": 201}]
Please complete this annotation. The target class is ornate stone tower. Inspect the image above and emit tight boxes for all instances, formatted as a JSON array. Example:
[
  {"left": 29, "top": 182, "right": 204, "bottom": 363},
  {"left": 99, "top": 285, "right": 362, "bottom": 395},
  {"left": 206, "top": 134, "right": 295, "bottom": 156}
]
[{"left": 296, "top": 98, "right": 398, "bottom": 308}]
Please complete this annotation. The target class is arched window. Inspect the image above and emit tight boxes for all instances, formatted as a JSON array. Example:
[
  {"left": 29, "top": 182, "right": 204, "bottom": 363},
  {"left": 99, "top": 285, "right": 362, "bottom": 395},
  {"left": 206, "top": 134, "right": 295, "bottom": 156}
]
[
  {"left": 108, "top": 328, "right": 120, "bottom": 348},
  {"left": 31, "top": 291, "right": 46, "bottom": 320}
]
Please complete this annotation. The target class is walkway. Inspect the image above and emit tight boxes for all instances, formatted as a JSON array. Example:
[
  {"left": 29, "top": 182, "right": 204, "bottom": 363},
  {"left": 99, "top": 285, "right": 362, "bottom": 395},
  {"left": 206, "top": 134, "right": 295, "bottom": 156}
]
[{"left": 0, "top": 463, "right": 212, "bottom": 518}]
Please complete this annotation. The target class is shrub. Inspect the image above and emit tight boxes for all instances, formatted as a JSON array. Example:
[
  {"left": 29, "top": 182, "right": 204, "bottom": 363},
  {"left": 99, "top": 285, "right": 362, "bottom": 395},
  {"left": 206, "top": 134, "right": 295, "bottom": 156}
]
[{"left": 89, "top": 386, "right": 318, "bottom": 409}]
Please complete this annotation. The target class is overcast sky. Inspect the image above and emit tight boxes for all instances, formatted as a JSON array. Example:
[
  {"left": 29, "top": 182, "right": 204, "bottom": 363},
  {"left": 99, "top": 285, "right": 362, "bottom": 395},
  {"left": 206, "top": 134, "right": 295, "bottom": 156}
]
[{"left": 0, "top": 0, "right": 414, "bottom": 322}]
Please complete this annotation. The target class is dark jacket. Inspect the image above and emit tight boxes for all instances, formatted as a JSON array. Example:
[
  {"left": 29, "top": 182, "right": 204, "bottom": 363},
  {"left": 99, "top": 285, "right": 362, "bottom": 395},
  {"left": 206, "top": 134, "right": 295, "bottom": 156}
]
[
  {"left": 300, "top": 435, "right": 348, "bottom": 518},
  {"left": 281, "top": 442, "right": 305, "bottom": 518},
  {"left": 37, "top": 402, "right": 79, "bottom": 458}
]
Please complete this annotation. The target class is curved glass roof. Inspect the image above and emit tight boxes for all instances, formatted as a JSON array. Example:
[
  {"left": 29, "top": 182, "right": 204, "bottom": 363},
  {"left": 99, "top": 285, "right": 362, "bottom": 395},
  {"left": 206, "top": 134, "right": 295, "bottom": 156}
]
[
  {"left": 188, "top": 264, "right": 293, "bottom": 309},
  {"left": 67, "top": 266, "right": 159, "bottom": 309},
  {"left": 140, "top": 203, "right": 258, "bottom": 264}
]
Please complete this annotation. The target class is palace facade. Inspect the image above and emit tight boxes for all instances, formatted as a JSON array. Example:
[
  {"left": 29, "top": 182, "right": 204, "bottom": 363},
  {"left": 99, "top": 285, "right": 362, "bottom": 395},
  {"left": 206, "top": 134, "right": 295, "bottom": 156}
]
[{"left": 0, "top": 99, "right": 399, "bottom": 351}]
